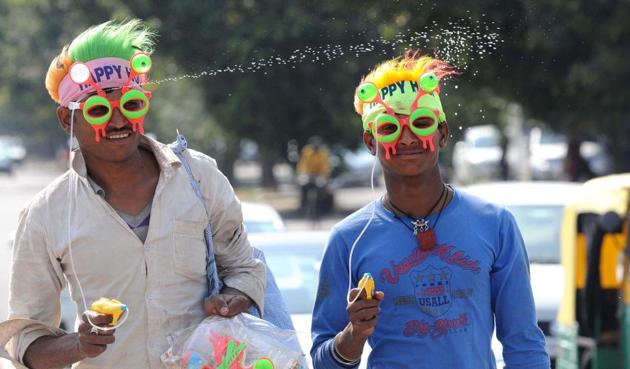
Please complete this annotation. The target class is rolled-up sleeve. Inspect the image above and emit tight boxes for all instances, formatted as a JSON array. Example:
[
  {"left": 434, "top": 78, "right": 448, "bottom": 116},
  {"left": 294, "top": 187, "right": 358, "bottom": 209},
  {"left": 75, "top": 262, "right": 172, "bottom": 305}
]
[
  {"left": 8, "top": 205, "right": 66, "bottom": 364},
  {"left": 193, "top": 152, "right": 266, "bottom": 313}
]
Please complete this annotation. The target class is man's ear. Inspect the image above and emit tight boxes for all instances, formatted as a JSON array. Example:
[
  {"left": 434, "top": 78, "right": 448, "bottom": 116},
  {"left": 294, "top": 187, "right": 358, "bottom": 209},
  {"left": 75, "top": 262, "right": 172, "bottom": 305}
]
[
  {"left": 438, "top": 121, "right": 449, "bottom": 149},
  {"left": 363, "top": 131, "right": 376, "bottom": 155},
  {"left": 57, "top": 106, "right": 72, "bottom": 134}
]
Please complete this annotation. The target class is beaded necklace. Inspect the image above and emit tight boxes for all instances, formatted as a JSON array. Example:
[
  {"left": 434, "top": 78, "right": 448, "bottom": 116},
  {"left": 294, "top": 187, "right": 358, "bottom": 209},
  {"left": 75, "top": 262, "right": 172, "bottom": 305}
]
[{"left": 384, "top": 184, "right": 449, "bottom": 251}]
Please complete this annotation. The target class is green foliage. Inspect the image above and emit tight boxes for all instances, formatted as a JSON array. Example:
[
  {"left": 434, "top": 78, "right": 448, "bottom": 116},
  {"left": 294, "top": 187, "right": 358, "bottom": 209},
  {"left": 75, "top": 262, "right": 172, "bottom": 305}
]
[
  {"left": 147, "top": 60, "right": 225, "bottom": 158},
  {"left": 0, "top": 0, "right": 628, "bottom": 171}
]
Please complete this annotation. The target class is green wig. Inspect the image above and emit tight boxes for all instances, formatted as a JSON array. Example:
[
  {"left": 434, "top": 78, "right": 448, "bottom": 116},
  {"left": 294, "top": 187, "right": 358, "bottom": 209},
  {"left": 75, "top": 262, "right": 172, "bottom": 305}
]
[
  {"left": 68, "top": 19, "right": 156, "bottom": 61},
  {"left": 46, "top": 19, "right": 157, "bottom": 103}
]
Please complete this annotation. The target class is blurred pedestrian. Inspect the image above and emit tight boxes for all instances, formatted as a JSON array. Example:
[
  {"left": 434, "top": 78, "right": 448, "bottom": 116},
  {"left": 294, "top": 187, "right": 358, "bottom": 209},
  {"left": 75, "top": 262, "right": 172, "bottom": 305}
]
[
  {"left": 563, "top": 138, "right": 595, "bottom": 182},
  {"left": 310, "top": 50, "right": 550, "bottom": 369},
  {"left": 296, "top": 135, "right": 331, "bottom": 213}
]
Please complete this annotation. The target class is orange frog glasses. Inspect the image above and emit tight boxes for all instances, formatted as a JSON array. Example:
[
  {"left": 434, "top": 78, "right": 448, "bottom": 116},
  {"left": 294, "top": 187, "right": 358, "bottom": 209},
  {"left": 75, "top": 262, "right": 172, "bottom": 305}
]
[{"left": 68, "top": 52, "right": 152, "bottom": 142}]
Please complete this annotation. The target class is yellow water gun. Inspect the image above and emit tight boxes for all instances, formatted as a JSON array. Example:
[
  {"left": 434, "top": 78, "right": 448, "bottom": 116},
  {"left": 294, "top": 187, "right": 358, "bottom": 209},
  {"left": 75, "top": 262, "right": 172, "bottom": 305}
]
[
  {"left": 91, "top": 297, "right": 128, "bottom": 325},
  {"left": 357, "top": 273, "right": 375, "bottom": 300}
]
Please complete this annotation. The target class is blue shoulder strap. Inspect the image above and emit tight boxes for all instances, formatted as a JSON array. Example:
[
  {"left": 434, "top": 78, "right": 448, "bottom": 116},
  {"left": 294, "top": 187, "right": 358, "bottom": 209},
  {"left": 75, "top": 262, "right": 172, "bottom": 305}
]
[
  {"left": 168, "top": 133, "right": 222, "bottom": 296},
  {"left": 168, "top": 133, "right": 295, "bottom": 330}
]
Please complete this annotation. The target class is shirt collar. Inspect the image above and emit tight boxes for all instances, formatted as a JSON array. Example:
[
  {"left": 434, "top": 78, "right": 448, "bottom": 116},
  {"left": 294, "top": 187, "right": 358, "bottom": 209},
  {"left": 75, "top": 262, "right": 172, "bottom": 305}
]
[
  {"left": 87, "top": 176, "right": 106, "bottom": 197},
  {"left": 70, "top": 135, "right": 182, "bottom": 186}
]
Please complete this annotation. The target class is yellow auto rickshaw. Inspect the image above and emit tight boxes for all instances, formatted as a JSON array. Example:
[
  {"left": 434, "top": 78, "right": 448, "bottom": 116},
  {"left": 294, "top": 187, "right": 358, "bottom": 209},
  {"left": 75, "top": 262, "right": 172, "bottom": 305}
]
[{"left": 557, "top": 173, "right": 630, "bottom": 369}]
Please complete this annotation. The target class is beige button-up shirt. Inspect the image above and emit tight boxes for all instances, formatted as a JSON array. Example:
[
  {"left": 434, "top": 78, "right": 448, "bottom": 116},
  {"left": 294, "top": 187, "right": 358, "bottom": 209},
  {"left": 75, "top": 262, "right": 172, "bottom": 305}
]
[{"left": 7, "top": 137, "right": 266, "bottom": 368}]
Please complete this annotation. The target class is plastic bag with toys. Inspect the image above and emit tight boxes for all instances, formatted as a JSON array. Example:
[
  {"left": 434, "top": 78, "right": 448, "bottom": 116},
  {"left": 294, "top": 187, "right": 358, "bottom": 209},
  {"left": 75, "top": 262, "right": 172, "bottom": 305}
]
[{"left": 161, "top": 313, "right": 305, "bottom": 369}]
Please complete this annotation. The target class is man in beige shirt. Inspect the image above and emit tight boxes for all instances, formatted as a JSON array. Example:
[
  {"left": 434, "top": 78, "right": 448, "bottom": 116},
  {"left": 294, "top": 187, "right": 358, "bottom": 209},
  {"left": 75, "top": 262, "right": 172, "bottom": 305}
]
[{"left": 5, "top": 19, "right": 265, "bottom": 369}]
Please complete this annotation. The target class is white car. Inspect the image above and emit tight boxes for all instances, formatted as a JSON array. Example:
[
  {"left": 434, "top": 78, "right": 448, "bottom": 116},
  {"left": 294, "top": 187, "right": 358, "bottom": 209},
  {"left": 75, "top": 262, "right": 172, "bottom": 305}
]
[
  {"left": 332, "top": 148, "right": 383, "bottom": 188},
  {"left": 529, "top": 127, "right": 611, "bottom": 180},
  {"left": 0, "top": 145, "right": 13, "bottom": 174},
  {"left": 452, "top": 125, "right": 503, "bottom": 184},
  {"left": 241, "top": 201, "right": 285, "bottom": 233},
  {"left": 0, "top": 136, "right": 26, "bottom": 165},
  {"left": 464, "top": 181, "right": 582, "bottom": 365},
  {"left": 528, "top": 128, "right": 567, "bottom": 180},
  {"left": 248, "top": 231, "right": 370, "bottom": 369}
]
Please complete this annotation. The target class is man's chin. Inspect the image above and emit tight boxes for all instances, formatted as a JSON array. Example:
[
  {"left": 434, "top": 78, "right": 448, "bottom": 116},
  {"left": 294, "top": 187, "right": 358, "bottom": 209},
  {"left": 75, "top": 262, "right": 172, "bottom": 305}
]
[
  {"left": 386, "top": 159, "right": 435, "bottom": 177},
  {"left": 92, "top": 141, "right": 141, "bottom": 163}
]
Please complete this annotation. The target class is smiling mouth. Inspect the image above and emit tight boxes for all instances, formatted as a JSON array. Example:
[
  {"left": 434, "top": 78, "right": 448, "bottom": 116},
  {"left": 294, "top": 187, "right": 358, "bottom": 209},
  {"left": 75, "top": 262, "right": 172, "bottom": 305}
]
[
  {"left": 396, "top": 150, "right": 424, "bottom": 156},
  {"left": 105, "top": 132, "right": 132, "bottom": 140}
]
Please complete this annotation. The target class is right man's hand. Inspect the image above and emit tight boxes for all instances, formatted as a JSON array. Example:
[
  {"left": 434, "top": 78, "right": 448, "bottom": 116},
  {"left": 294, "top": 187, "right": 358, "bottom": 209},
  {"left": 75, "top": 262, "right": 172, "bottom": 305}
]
[
  {"left": 23, "top": 311, "right": 118, "bottom": 369},
  {"left": 346, "top": 288, "right": 385, "bottom": 338},
  {"left": 334, "top": 288, "right": 385, "bottom": 363},
  {"left": 76, "top": 310, "right": 116, "bottom": 358}
]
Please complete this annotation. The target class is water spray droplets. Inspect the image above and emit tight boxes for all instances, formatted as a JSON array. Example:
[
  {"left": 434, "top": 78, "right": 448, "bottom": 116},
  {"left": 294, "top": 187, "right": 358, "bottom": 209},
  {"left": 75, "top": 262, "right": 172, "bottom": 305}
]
[{"left": 149, "top": 18, "right": 502, "bottom": 86}]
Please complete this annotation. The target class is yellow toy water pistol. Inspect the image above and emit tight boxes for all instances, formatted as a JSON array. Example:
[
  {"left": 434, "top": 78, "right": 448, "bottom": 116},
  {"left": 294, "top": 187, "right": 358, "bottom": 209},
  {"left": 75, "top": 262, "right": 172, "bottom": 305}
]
[
  {"left": 358, "top": 273, "right": 375, "bottom": 300},
  {"left": 91, "top": 297, "right": 128, "bottom": 325}
]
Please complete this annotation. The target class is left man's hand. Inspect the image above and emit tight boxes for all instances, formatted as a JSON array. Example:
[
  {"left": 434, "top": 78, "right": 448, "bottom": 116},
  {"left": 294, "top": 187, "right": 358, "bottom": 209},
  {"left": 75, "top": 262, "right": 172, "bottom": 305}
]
[{"left": 203, "top": 286, "right": 253, "bottom": 317}]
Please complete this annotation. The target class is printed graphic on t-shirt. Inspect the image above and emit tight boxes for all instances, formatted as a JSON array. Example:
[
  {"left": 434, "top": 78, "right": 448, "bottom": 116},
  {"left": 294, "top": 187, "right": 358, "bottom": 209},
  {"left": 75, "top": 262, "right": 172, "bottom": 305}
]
[
  {"left": 403, "top": 313, "right": 470, "bottom": 339},
  {"left": 378, "top": 243, "right": 480, "bottom": 340},
  {"left": 405, "top": 265, "right": 471, "bottom": 339},
  {"left": 379, "top": 243, "right": 481, "bottom": 284},
  {"left": 393, "top": 288, "right": 473, "bottom": 306},
  {"left": 411, "top": 266, "right": 452, "bottom": 317}
]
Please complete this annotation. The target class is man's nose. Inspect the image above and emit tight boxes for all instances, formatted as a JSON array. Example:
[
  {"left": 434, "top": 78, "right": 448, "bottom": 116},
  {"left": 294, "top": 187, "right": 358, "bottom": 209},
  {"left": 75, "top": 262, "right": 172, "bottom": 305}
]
[
  {"left": 397, "top": 125, "right": 418, "bottom": 145},
  {"left": 107, "top": 107, "right": 129, "bottom": 129}
]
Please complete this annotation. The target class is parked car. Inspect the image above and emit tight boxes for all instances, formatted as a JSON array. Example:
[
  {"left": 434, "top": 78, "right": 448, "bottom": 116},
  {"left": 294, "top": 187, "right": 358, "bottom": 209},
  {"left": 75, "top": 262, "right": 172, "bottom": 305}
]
[
  {"left": 464, "top": 181, "right": 582, "bottom": 364},
  {"left": 0, "top": 145, "right": 13, "bottom": 174},
  {"left": 241, "top": 202, "right": 285, "bottom": 233},
  {"left": 248, "top": 230, "right": 367, "bottom": 369},
  {"left": 528, "top": 128, "right": 567, "bottom": 180},
  {"left": 0, "top": 136, "right": 26, "bottom": 165},
  {"left": 529, "top": 127, "right": 611, "bottom": 180},
  {"left": 248, "top": 232, "right": 326, "bottom": 362},
  {"left": 331, "top": 148, "right": 382, "bottom": 189},
  {"left": 452, "top": 125, "right": 503, "bottom": 184}
]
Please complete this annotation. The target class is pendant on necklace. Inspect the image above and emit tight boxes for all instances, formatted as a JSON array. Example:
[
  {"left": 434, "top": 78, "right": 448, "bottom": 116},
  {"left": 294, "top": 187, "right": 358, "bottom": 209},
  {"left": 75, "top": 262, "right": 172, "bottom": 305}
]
[{"left": 412, "top": 219, "right": 437, "bottom": 251}]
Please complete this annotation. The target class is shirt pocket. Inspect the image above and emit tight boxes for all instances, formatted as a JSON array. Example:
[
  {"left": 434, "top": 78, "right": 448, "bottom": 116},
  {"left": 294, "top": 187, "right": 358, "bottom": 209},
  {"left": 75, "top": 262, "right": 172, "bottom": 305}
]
[{"left": 172, "top": 219, "right": 208, "bottom": 281}]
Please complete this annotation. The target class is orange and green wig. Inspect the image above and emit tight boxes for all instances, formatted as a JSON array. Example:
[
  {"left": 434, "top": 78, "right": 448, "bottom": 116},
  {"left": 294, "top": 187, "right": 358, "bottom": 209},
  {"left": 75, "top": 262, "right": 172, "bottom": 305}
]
[{"left": 45, "top": 19, "right": 156, "bottom": 106}]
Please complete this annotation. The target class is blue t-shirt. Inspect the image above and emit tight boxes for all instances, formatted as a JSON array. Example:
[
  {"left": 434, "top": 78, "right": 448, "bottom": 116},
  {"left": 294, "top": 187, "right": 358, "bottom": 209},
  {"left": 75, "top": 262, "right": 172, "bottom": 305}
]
[{"left": 311, "top": 188, "right": 550, "bottom": 369}]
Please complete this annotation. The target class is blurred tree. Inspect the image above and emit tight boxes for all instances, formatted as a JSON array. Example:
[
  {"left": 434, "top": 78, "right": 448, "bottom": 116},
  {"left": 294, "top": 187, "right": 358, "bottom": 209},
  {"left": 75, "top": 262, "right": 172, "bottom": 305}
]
[
  {"left": 146, "top": 61, "right": 231, "bottom": 179},
  {"left": 471, "top": 1, "right": 630, "bottom": 171},
  {"left": 334, "top": 0, "right": 630, "bottom": 172},
  {"left": 1, "top": 0, "right": 628, "bottom": 178},
  {"left": 147, "top": 0, "right": 375, "bottom": 187}
]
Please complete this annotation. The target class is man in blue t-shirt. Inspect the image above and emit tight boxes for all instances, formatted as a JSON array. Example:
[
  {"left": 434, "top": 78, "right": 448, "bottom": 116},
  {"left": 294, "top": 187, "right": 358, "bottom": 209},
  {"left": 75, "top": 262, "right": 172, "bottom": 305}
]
[{"left": 310, "top": 51, "right": 550, "bottom": 369}]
